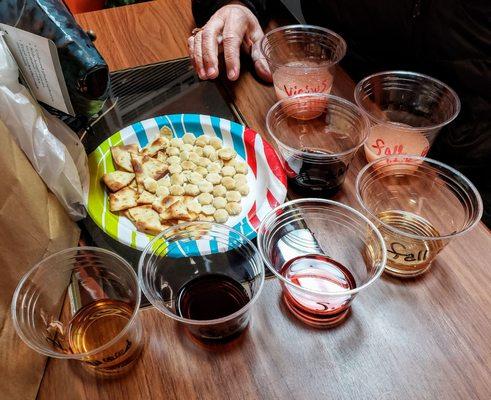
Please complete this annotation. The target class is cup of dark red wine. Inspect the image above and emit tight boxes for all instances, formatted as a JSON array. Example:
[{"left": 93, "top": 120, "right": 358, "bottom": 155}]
[
  {"left": 266, "top": 93, "right": 370, "bottom": 198},
  {"left": 258, "top": 199, "right": 386, "bottom": 328},
  {"left": 138, "top": 222, "right": 264, "bottom": 343}
]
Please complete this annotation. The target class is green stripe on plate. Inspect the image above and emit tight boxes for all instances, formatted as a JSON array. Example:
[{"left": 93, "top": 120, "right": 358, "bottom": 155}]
[
  {"left": 87, "top": 131, "right": 124, "bottom": 242},
  {"left": 102, "top": 132, "right": 124, "bottom": 241}
]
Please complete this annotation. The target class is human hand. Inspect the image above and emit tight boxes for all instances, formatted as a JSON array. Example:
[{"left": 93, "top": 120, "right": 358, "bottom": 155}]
[{"left": 188, "top": 3, "right": 272, "bottom": 82}]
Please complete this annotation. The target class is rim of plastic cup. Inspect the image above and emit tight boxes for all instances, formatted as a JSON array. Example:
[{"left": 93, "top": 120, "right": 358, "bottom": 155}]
[
  {"left": 355, "top": 155, "right": 483, "bottom": 241},
  {"left": 266, "top": 93, "right": 371, "bottom": 159},
  {"left": 10, "top": 246, "right": 141, "bottom": 359},
  {"left": 260, "top": 24, "right": 347, "bottom": 69},
  {"left": 354, "top": 70, "right": 461, "bottom": 132},
  {"left": 138, "top": 222, "right": 265, "bottom": 326},
  {"left": 257, "top": 198, "right": 387, "bottom": 296}
]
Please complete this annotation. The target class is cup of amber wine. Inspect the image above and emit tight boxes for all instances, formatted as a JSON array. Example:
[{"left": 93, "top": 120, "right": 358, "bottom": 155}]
[
  {"left": 11, "top": 247, "right": 142, "bottom": 375},
  {"left": 267, "top": 93, "right": 370, "bottom": 198},
  {"left": 356, "top": 156, "right": 483, "bottom": 277},
  {"left": 257, "top": 199, "right": 386, "bottom": 328},
  {"left": 354, "top": 71, "right": 460, "bottom": 163},
  {"left": 260, "top": 25, "right": 346, "bottom": 101},
  {"left": 139, "top": 222, "right": 264, "bottom": 343}
]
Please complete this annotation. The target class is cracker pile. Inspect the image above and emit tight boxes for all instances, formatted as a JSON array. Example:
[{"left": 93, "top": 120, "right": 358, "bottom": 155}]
[{"left": 102, "top": 127, "right": 250, "bottom": 235}]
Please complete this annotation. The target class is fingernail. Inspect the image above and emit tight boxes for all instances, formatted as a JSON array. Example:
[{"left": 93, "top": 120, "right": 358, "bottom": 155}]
[
  {"left": 228, "top": 68, "right": 236, "bottom": 80},
  {"left": 207, "top": 67, "right": 216, "bottom": 77},
  {"left": 199, "top": 68, "right": 206, "bottom": 78}
]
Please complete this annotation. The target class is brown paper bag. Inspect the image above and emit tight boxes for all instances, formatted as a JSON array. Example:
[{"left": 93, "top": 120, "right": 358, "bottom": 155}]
[{"left": 0, "top": 120, "right": 80, "bottom": 400}]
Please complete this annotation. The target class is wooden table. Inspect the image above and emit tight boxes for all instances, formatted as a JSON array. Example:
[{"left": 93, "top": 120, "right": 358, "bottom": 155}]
[{"left": 37, "top": 1, "right": 491, "bottom": 399}]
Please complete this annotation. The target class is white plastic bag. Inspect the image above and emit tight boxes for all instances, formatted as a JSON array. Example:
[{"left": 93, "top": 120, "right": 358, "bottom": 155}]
[{"left": 0, "top": 32, "right": 88, "bottom": 220}]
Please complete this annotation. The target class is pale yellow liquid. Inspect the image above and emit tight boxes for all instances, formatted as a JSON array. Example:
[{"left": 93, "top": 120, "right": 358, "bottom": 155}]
[
  {"left": 68, "top": 299, "right": 141, "bottom": 374},
  {"left": 377, "top": 210, "right": 444, "bottom": 277}
]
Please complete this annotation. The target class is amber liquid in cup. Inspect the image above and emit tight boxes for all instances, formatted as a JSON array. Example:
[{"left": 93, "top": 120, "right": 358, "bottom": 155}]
[
  {"left": 67, "top": 299, "right": 141, "bottom": 373},
  {"left": 377, "top": 210, "right": 444, "bottom": 276},
  {"left": 280, "top": 254, "right": 356, "bottom": 326}
]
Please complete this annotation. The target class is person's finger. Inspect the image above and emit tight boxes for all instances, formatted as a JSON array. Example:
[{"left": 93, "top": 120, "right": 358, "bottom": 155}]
[
  {"left": 201, "top": 17, "right": 225, "bottom": 79},
  {"left": 187, "top": 35, "right": 198, "bottom": 71},
  {"left": 222, "top": 18, "right": 248, "bottom": 80},
  {"left": 251, "top": 40, "right": 272, "bottom": 82},
  {"left": 193, "top": 31, "right": 206, "bottom": 79},
  {"left": 187, "top": 35, "right": 195, "bottom": 57}
]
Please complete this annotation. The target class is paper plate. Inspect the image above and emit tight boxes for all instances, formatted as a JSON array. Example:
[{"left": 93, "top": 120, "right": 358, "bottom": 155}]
[{"left": 87, "top": 114, "right": 287, "bottom": 251}]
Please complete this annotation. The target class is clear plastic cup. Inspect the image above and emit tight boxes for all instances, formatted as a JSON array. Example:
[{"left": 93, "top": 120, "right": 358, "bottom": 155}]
[
  {"left": 257, "top": 199, "right": 386, "bottom": 328},
  {"left": 138, "top": 222, "right": 264, "bottom": 343},
  {"left": 356, "top": 155, "right": 483, "bottom": 277},
  {"left": 354, "top": 71, "right": 460, "bottom": 163},
  {"left": 260, "top": 24, "right": 347, "bottom": 100},
  {"left": 11, "top": 247, "right": 142, "bottom": 375},
  {"left": 266, "top": 93, "right": 370, "bottom": 197}
]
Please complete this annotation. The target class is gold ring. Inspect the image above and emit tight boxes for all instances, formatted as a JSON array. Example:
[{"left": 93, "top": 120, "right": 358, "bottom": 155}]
[{"left": 191, "top": 28, "right": 203, "bottom": 36}]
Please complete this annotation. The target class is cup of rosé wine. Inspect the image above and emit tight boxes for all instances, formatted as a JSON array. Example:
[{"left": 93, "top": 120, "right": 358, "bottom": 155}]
[
  {"left": 260, "top": 25, "right": 347, "bottom": 101},
  {"left": 354, "top": 71, "right": 460, "bottom": 164}
]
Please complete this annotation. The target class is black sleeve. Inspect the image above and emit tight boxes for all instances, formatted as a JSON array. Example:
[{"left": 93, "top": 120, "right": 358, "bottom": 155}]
[{"left": 192, "top": 0, "right": 270, "bottom": 27}]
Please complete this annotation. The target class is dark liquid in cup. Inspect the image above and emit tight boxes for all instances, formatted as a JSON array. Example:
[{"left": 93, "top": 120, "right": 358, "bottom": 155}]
[
  {"left": 176, "top": 274, "right": 250, "bottom": 320},
  {"left": 286, "top": 148, "right": 347, "bottom": 197},
  {"left": 176, "top": 274, "right": 251, "bottom": 342}
]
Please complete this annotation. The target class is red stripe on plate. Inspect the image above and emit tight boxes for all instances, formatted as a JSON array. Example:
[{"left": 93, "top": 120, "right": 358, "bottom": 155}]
[
  {"left": 262, "top": 139, "right": 287, "bottom": 186},
  {"left": 244, "top": 127, "right": 257, "bottom": 177},
  {"left": 248, "top": 201, "right": 260, "bottom": 228},
  {"left": 267, "top": 189, "right": 280, "bottom": 209}
]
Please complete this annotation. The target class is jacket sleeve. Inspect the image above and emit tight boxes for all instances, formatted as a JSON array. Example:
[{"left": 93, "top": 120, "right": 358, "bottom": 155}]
[{"left": 192, "top": 0, "right": 270, "bottom": 27}]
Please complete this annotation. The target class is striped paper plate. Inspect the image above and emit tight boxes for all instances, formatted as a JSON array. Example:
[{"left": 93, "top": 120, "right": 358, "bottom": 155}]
[{"left": 87, "top": 114, "right": 287, "bottom": 251}]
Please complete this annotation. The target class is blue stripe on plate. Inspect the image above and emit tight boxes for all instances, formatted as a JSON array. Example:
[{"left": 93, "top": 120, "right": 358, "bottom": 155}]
[
  {"left": 133, "top": 122, "right": 149, "bottom": 147},
  {"left": 235, "top": 220, "right": 255, "bottom": 238},
  {"left": 184, "top": 114, "right": 205, "bottom": 137},
  {"left": 210, "top": 116, "right": 223, "bottom": 139},
  {"left": 169, "top": 115, "right": 185, "bottom": 137},
  {"left": 155, "top": 116, "right": 170, "bottom": 130},
  {"left": 229, "top": 121, "right": 246, "bottom": 159},
  {"left": 209, "top": 238, "right": 219, "bottom": 254}
]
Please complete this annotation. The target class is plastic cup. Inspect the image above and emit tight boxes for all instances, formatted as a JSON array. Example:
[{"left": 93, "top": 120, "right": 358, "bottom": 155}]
[
  {"left": 11, "top": 247, "right": 142, "bottom": 375},
  {"left": 138, "top": 222, "right": 264, "bottom": 342},
  {"left": 257, "top": 199, "right": 386, "bottom": 328},
  {"left": 266, "top": 93, "right": 370, "bottom": 197},
  {"left": 354, "top": 71, "right": 460, "bottom": 163},
  {"left": 260, "top": 24, "right": 347, "bottom": 100},
  {"left": 356, "top": 155, "right": 483, "bottom": 277}
]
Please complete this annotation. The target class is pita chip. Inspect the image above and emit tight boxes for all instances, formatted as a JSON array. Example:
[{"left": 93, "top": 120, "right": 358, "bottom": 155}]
[
  {"left": 127, "top": 205, "right": 163, "bottom": 235},
  {"left": 131, "top": 154, "right": 168, "bottom": 193},
  {"left": 137, "top": 190, "right": 156, "bottom": 205},
  {"left": 102, "top": 171, "right": 135, "bottom": 192},
  {"left": 160, "top": 199, "right": 196, "bottom": 221},
  {"left": 152, "top": 195, "right": 180, "bottom": 214},
  {"left": 142, "top": 137, "right": 169, "bottom": 157},
  {"left": 110, "top": 144, "right": 139, "bottom": 172},
  {"left": 109, "top": 187, "right": 138, "bottom": 212}
]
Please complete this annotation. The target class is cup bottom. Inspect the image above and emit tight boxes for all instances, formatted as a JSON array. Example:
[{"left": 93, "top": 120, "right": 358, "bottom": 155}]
[
  {"left": 384, "top": 260, "right": 433, "bottom": 278},
  {"left": 185, "top": 313, "right": 251, "bottom": 343},
  {"left": 282, "top": 294, "right": 351, "bottom": 328},
  {"left": 82, "top": 341, "right": 143, "bottom": 375},
  {"left": 288, "top": 176, "right": 343, "bottom": 198},
  {"left": 187, "top": 324, "right": 249, "bottom": 344}
]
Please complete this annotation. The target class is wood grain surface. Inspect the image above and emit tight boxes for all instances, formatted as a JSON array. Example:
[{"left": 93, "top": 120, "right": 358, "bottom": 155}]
[{"left": 35, "top": 2, "right": 491, "bottom": 399}]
